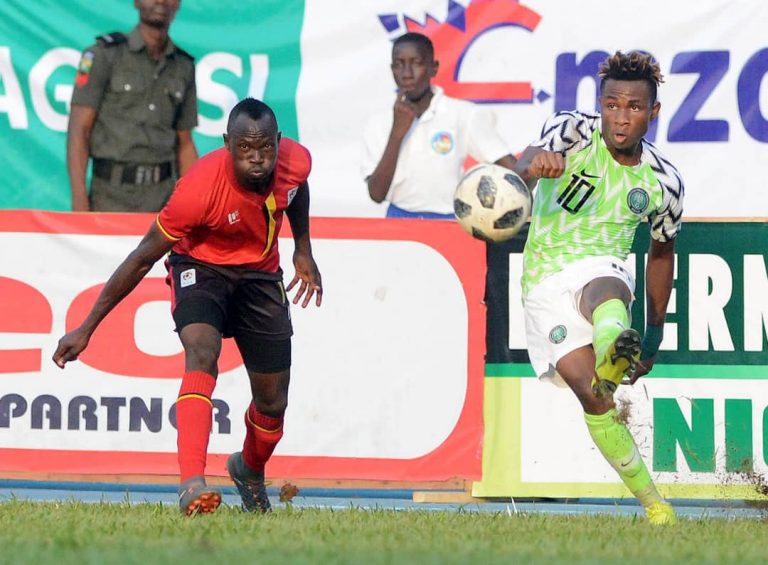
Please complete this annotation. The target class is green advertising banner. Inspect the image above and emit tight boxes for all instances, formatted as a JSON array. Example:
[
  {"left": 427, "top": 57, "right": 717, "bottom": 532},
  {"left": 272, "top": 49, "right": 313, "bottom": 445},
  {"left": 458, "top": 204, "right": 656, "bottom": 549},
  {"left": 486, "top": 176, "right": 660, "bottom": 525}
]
[
  {"left": 476, "top": 221, "right": 768, "bottom": 499},
  {"left": 0, "top": 0, "right": 304, "bottom": 210}
]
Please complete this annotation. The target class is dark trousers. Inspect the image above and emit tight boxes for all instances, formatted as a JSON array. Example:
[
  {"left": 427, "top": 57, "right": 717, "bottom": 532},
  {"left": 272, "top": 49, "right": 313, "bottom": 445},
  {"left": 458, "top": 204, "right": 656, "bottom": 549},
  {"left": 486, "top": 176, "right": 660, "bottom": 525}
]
[{"left": 89, "top": 175, "right": 176, "bottom": 212}]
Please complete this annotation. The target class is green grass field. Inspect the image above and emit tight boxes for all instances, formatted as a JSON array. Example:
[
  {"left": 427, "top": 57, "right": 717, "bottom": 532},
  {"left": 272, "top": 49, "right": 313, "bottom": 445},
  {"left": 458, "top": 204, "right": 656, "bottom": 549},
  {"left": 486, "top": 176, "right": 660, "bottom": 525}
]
[{"left": 1, "top": 500, "right": 766, "bottom": 564}]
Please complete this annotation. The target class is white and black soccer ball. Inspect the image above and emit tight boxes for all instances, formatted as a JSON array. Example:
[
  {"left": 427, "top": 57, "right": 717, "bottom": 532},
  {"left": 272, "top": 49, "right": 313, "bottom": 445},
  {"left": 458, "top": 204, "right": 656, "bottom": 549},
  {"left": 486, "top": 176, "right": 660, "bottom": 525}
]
[{"left": 453, "top": 164, "right": 531, "bottom": 242}]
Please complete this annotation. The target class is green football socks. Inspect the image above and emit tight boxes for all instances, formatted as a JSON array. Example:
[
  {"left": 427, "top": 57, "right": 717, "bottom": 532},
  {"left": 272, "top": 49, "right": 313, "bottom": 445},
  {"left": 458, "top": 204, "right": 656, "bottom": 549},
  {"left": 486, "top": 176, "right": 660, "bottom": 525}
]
[
  {"left": 585, "top": 409, "right": 663, "bottom": 507},
  {"left": 592, "top": 298, "right": 629, "bottom": 371}
]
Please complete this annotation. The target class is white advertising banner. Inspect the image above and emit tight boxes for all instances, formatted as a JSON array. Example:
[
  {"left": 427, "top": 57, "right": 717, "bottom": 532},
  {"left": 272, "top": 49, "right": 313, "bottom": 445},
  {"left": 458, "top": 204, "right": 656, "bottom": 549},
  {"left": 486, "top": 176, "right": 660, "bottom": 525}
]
[{"left": 298, "top": 0, "right": 768, "bottom": 218}]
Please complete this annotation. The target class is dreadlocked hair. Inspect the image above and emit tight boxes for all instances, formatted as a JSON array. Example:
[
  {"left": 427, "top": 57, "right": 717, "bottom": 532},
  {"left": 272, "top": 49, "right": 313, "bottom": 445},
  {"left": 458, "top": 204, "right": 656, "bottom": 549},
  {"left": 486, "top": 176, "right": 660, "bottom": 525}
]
[{"left": 598, "top": 51, "right": 664, "bottom": 103}]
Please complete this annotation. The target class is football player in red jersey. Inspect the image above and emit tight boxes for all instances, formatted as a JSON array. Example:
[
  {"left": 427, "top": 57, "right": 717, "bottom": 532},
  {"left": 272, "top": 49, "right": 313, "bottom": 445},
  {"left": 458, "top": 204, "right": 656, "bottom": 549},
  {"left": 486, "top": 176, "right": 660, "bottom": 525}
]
[{"left": 53, "top": 98, "right": 322, "bottom": 516}]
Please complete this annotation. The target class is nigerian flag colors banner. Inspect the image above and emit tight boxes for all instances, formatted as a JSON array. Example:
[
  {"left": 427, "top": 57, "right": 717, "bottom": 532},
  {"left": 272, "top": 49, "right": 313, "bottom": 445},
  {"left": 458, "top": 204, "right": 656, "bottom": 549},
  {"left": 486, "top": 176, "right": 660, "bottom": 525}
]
[
  {"left": 2, "top": 0, "right": 768, "bottom": 216},
  {"left": 0, "top": 0, "right": 304, "bottom": 210}
]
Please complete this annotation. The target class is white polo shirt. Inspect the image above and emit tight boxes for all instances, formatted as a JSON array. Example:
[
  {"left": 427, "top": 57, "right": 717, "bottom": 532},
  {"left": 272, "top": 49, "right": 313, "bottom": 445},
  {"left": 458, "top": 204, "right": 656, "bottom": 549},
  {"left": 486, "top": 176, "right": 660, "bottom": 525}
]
[{"left": 361, "top": 86, "right": 511, "bottom": 214}]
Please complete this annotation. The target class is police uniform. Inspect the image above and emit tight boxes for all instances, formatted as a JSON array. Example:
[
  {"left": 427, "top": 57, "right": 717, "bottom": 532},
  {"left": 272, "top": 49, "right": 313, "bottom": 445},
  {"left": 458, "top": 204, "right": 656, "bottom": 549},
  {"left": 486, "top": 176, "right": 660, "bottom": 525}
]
[{"left": 72, "top": 26, "right": 197, "bottom": 212}]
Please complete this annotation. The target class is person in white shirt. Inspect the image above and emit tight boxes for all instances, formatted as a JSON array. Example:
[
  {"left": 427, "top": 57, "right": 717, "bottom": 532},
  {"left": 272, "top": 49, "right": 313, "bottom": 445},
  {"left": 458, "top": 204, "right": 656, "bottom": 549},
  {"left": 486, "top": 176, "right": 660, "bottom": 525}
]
[{"left": 362, "top": 32, "right": 516, "bottom": 219}]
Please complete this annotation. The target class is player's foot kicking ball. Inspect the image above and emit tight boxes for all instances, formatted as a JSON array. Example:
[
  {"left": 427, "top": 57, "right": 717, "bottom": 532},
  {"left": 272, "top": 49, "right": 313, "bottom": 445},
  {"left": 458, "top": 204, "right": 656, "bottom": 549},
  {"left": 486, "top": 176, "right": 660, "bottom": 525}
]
[
  {"left": 227, "top": 451, "right": 272, "bottom": 513},
  {"left": 592, "top": 328, "right": 641, "bottom": 397},
  {"left": 178, "top": 477, "right": 222, "bottom": 516}
]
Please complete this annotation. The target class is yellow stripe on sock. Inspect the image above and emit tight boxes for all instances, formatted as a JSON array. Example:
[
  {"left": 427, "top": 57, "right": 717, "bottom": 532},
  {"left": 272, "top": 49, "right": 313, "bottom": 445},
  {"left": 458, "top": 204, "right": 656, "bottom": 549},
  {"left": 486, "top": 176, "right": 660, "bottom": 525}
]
[
  {"left": 253, "top": 422, "right": 283, "bottom": 433},
  {"left": 177, "top": 393, "right": 212, "bottom": 406},
  {"left": 246, "top": 409, "right": 282, "bottom": 433}
]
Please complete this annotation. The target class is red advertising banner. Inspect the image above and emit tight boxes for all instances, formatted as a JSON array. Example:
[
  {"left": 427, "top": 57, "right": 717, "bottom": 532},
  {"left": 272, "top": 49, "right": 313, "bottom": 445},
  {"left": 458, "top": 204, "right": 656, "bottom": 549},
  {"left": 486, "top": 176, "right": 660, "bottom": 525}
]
[{"left": 0, "top": 211, "right": 485, "bottom": 481}]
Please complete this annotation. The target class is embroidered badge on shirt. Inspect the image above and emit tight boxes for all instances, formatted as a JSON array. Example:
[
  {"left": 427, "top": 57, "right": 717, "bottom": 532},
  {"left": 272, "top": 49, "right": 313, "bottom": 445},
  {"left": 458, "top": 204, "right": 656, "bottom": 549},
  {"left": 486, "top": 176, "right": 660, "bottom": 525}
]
[
  {"left": 180, "top": 268, "right": 196, "bottom": 288},
  {"left": 627, "top": 187, "right": 650, "bottom": 215},
  {"left": 431, "top": 131, "right": 454, "bottom": 154},
  {"left": 75, "top": 51, "right": 95, "bottom": 88}
]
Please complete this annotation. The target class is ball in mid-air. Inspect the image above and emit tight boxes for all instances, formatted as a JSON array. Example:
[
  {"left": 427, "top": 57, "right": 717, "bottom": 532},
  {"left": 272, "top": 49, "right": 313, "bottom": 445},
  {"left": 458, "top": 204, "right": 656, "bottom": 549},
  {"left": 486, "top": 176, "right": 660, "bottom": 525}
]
[{"left": 453, "top": 164, "right": 531, "bottom": 242}]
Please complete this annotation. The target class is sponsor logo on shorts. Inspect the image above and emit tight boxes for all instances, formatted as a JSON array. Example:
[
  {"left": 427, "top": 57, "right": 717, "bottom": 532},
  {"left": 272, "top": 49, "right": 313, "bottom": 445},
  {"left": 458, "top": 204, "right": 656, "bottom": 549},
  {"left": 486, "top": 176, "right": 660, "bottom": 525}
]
[
  {"left": 549, "top": 324, "right": 567, "bottom": 344},
  {"left": 227, "top": 210, "right": 241, "bottom": 224},
  {"left": 431, "top": 131, "right": 454, "bottom": 154},
  {"left": 627, "top": 188, "right": 650, "bottom": 214},
  {"left": 180, "top": 268, "right": 196, "bottom": 288}
]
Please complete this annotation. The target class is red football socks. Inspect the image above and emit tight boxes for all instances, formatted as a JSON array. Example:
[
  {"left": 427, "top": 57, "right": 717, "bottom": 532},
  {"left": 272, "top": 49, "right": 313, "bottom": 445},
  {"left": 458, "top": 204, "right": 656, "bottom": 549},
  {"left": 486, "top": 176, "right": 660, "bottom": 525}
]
[
  {"left": 175, "top": 370, "right": 216, "bottom": 482},
  {"left": 242, "top": 403, "right": 284, "bottom": 473}
]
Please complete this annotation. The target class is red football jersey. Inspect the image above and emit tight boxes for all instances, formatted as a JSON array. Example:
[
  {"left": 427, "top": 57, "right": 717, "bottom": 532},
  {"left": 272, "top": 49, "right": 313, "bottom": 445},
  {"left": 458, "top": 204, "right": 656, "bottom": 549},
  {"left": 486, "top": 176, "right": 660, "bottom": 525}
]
[{"left": 156, "top": 138, "right": 311, "bottom": 272}]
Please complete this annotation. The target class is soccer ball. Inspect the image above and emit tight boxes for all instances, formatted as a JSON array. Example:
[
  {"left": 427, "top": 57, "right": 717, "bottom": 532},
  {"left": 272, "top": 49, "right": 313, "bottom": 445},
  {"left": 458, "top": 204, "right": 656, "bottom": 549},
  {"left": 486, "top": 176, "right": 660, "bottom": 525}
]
[{"left": 453, "top": 164, "right": 531, "bottom": 242}]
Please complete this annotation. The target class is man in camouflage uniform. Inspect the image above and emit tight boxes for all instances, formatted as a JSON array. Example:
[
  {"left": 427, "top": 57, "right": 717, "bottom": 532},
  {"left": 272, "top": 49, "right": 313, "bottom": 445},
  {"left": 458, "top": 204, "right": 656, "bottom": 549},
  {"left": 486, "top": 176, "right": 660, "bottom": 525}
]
[{"left": 67, "top": 0, "right": 198, "bottom": 212}]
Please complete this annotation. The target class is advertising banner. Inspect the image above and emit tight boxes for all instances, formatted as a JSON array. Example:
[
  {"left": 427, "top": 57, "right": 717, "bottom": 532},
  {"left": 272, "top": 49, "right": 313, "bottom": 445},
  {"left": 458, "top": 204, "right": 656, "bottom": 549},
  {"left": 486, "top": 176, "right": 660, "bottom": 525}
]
[
  {"left": 475, "top": 221, "right": 768, "bottom": 499},
  {"left": 1, "top": 0, "right": 767, "bottom": 217},
  {"left": 0, "top": 212, "right": 485, "bottom": 481}
]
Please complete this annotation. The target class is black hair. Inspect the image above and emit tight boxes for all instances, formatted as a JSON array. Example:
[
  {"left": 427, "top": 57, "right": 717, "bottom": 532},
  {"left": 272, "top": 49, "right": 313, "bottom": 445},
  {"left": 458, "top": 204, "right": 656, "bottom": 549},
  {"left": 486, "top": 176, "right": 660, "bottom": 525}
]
[
  {"left": 226, "top": 97, "right": 277, "bottom": 133},
  {"left": 599, "top": 50, "right": 664, "bottom": 104},
  {"left": 392, "top": 32, "right": 434, "bottom": 61}
]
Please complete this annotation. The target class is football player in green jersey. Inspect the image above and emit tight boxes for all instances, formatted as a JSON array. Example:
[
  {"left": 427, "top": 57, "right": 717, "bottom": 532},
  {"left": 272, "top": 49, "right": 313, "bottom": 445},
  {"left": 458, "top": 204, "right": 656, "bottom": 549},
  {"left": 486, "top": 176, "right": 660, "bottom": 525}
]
[{"left": 513, "top": 51, "right": 684, "bottom": 525}]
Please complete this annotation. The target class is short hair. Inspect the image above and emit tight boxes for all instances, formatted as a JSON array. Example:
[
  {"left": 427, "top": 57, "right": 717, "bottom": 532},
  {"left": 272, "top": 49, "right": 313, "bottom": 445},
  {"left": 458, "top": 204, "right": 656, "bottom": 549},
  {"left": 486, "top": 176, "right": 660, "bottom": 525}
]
[
  {"left": 599, "top": 51, "right": 664, "bottom": 103},
  {"left": 392, "top": 32, "right": 434, "bottom": 61},
  {"left": 227, "top": 98, "right": 277, "bottom": 133}
]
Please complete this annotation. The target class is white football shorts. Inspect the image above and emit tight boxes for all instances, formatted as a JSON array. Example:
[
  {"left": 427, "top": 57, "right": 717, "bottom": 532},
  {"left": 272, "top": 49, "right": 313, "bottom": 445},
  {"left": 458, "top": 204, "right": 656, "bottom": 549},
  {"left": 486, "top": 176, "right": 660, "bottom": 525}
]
[{"left": 523, "top": 256, "right": 635, "bottom": 387}]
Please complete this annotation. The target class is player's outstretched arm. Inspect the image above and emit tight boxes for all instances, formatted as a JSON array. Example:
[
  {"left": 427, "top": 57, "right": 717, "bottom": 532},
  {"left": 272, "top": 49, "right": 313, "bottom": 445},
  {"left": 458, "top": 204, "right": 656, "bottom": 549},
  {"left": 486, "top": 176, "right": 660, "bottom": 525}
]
[
  {"left": 52, "top": 223, "right": 176, "bottom": 368},
  {"left": 629, "top": 238, "right": 676, "bottom": 383},
  {"left": 285, "top": 181, "right": 322, "bottom": 308}
]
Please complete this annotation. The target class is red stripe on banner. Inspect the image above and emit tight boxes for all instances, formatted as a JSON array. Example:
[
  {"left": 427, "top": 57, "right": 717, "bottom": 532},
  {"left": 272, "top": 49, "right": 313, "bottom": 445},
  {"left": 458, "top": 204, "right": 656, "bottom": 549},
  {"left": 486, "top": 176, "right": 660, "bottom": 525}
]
[
  {"left": 0, "top": 449, "right": 479, "bottom": 481},
  {"left": 0, "top": 210, "right": 153, "bottom": 235}
]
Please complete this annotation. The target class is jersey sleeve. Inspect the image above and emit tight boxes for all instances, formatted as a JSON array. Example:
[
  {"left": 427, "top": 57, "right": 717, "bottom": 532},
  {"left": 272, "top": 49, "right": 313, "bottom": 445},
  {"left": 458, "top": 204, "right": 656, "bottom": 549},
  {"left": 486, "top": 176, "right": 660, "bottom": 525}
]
[
  {"left": 466, "top": 104, "right": 511, "bottom": 163},
  {"left": 156, "top": 174, "right": 208, "bottom": 241},
  {"left": 644, "top": 143, "right": 685, "bottom": 242},
  {"left": 531, "top": 111, "right": 599, "bottom": 155},
  {"left": 294, "top": 141, "right": 312, "bottom": 182},
  {"left": 70, "top": 44, "right": 112, "bottom": 109},
  {"left": 279, "top": 138, "right": 312, "bottom": 184}
]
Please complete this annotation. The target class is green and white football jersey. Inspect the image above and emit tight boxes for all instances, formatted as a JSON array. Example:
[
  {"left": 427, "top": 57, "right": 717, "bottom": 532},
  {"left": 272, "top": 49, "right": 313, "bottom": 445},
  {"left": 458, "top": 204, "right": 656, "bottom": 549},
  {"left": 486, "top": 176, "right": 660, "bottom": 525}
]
[{"left": 522, "top": 111, "right": 684, "bottom": 296}]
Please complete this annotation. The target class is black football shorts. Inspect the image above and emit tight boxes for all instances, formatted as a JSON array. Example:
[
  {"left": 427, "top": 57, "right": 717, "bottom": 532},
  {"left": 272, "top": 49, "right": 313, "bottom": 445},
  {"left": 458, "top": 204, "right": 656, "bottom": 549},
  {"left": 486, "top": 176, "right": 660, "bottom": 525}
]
[{"left": 166, "top": 255, "right": 293, "bottom": 372}]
